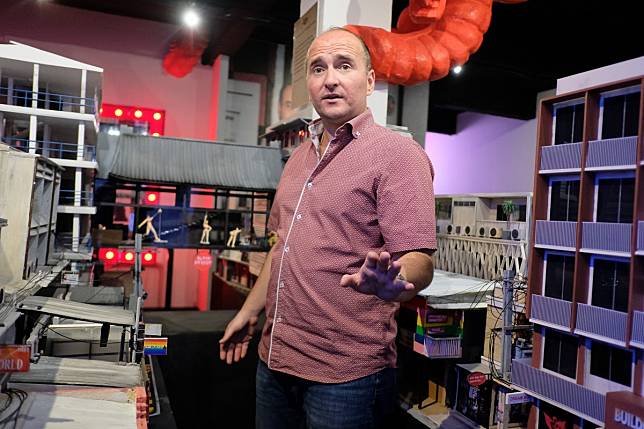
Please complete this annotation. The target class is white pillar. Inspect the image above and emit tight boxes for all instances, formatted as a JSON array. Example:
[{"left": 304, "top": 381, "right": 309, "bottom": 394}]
[
  {"left": 77, "top": 123, "right": 85, "bottom": 160},
  {"left": 72, "top": 214, "right": 80, "bottom": 252},
  {"left": 28, "top": 115, "right": 37, "bottom": 154},
  {"left": 74, "top": 167, "right": 82, "bottom": 207},
  {"left": 31, "top": 64, "right": 39, "bottom": 109},
  {"left": 402, "top": 82, "right": 430, "bottom": 147},
  {"left": 79, "top": 69, "right": 87, "bottom": 114},
  {"left": 270, "top": 44, "right": 286, "bottom": 125},
  {"left": 300, "top": 0, "right": 392, "bottom": 126}
]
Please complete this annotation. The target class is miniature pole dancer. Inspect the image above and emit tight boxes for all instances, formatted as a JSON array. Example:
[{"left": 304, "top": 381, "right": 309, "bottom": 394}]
[
  {"left": 226, "top": 227, "right": 242, "bottom": 248},
  {"left": 200, "top": 213, "right": 212, "bottom": 244},
  {"left": 137, "top": 209, "right": 167, "bottom": 242}
]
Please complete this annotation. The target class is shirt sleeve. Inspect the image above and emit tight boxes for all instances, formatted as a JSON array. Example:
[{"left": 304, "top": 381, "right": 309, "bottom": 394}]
[{"left": 377, "top": 142, "right": 437, "bottom": 254}]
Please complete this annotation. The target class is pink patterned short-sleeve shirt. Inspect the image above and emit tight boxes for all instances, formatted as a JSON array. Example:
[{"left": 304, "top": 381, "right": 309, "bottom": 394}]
[{"left": 259, "top": 109, "right": 436, "bottom": 383}]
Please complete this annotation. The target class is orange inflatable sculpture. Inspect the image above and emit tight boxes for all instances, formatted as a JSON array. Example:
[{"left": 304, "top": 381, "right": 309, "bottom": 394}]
[
  {"left": 162, "top": 34, "right": 208, "bottom": 78},
  {"left": 345, "top": 0, "right": 524, "bottom": 85}
]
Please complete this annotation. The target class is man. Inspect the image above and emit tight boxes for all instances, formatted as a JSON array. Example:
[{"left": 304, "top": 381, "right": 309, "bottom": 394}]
[
  {"left": 220, "top": 27, "right": 436, "bottom": 429},
  {"left": 278, "top": 82, "right": 296, "bottom": 121}
]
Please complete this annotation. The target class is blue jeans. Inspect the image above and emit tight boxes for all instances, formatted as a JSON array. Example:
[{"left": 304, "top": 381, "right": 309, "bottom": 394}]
[{"left": 256, "top": 360, "right": 397, "bottom": 429}]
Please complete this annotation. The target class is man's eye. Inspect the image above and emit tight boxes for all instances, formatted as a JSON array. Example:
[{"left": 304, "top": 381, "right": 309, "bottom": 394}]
[
  {"left": 340, "top": 64, "right": 351, "bottom": 71},
  {"left": 313, "top": 67, "right": 324, "bottom": 74}
]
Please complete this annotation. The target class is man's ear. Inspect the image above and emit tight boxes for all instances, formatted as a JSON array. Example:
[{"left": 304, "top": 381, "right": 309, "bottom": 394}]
[{"left": 366, "top": 69, "right": 376, "bottom": 96}]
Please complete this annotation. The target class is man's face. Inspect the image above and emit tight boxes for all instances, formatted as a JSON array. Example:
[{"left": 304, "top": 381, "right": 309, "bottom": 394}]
[
  {"left": 306, "top": 30, "right": 375, "bottom": 127},
  {"left": 278, "top": 84, "right": 295, "bottom": 121}
]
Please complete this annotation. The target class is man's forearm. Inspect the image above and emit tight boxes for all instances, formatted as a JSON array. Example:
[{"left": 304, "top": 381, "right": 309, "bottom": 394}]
[
  {"left": 395, "top": 251, "right": 434, "bottom": 302},
  {"left": 239, "top": 247, "right": 273, "bottom": 316}
]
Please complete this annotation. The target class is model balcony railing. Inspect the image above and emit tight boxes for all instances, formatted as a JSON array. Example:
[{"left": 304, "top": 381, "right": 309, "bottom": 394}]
[
  {"left": 581, "top": 222, "right": 632, "bottom": 254},
  {"left": 3, "top": 136, "right": 96, "bottom": 162},
  {"left": 435, "top": 235, "right": 527, "bottom": 280},
  {"left": 53, "top": 232, "right": 92, "bottom": 254},
  {"left": 59, "top": 189, "right": 94, "bottom": 207},
  {"left": 424, "top": 335, "right": 462, "bottom": 359},
  {"left": 535, "top": 220, "right": 577, "bottom": 249},
  {"left": 539, "top": 143, "right": 582, "bottom": 172},
  {"left": 511, "top": 358, "right": 606, "bottom": 423},
  {"left": 0, "top": 86, "right": 97, "bottom": 114},
  {"left": 637, "top": 221, "right": 644, "bottom": 253},
  {"left": 631, "top": 311, "right": 644, "bottom": 349},
  {"left": 529, "top": 295, "right": 572, "bottom": 329},
  {"left": 575, "top": 303, "right": 628, "bottom": 344},
  {"left": 586, "top": 136, "right": 638, "bottom": 169}
]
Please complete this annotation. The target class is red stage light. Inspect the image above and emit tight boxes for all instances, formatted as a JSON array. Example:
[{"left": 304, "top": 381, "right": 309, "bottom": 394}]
[
  {"left": 142, "top": 251, "right": 157, "bottom": 265},
  {"left": 153, "top": 112, "right": 162, "bottom": 121},
  {"left": 134, "top": 110, "right": 143, "bottom": 119},
  {"left": 145, "top": 192, "right": 159, "bottom": 204},
  {"left": 114, "top": 108, "right": 123, "bottom": 117},
  {"left": 99, "top": 248, "right": 118, "bottom": 263},
  {"left": 124, "top": 251, "right": 135, "bottom": 262},
  {"left": 152, "top": 132, "right": 160, "bottom": 137}
]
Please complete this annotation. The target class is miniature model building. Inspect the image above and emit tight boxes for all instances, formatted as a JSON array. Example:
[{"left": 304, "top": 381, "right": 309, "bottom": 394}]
[
  {"left": 0, "top": 41, "right": 102, "bottom": 258},
  {"left": 514, "top": 73, "right": 644, "bottom": 428}
]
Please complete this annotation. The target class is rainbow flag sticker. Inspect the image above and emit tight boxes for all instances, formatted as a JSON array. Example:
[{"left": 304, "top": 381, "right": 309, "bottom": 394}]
[{"left": 144, "top": 337, "right": 168, "bottom": 356}]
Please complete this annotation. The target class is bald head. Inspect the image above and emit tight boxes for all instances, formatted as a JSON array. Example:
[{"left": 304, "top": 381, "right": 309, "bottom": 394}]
[{"left": 307, "top": 27, "right": 372, "bottom": 73}]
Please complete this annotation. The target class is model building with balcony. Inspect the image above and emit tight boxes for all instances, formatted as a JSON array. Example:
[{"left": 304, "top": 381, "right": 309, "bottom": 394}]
[
  {"left": 0, "top": 41, "right": 102, "bottom": 257},
  {"left": 514, "top": 67, "right": 644, "bottom": 428}
]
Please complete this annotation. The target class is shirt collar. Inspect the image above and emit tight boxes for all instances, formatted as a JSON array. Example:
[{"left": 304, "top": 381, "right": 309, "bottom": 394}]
[{"left": 308, "top": 108, "right": 374, "bottom": 151}]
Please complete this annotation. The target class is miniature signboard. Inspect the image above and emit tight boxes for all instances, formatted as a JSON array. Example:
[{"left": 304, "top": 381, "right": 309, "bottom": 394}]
[
  {"left": 467, "top": 371, "right": 487, "bottom": 387},
  {"left": 0, "top": 345, "right": 31, "bottom": 372},
  {"left": 61, "top": 270, "right": 80, "bottom": 285},
  {"left": 193, "top": 254, "right": 213, "bottom": 269},
  {"left": 506, "top": 391, "right": 531, "bottom": 405},
  {"left": 144, "top": 323, "right": 163, "bottom": 337}
]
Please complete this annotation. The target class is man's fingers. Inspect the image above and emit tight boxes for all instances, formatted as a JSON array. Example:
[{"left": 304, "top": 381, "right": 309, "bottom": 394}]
[
  {"left": 377, "top": 252, "right": 390, "bottom": 273},
  {"left": 241, "top": 341, "right": 249, "bottom": 359},
  {"left": 226, "top": 343, "right": 235, "bottom": 364},
  {"left": 233, "top": 342, "right": 243, "bottom": 362},
  {"left": 340, "top": 273, "right": 358, "bottom": 288},
  {"left": 364, "top": 251, "right": 379, "bottom": 269},
  {"left": 386, "top": 261, "right": 401, "bottom": 281},
  {"left": 219, "top": 342, "right": 227, "bottom": 361}
]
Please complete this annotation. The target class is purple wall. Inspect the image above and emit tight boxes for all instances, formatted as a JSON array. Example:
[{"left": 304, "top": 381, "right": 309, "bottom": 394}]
[
  {"left": 425, "top": 112, "right": 537, "bottom": 195},
  {"left": 1, "top": 2, "right": 213, "bottom": 140}
]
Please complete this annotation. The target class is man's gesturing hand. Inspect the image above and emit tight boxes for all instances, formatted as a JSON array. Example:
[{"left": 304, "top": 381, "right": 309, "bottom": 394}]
[
  {"left": 340, "top": 251, "right": 415, "bottom": 301},
  {"left": 219, "top": 310, "right": 258, "bottom": 364}
]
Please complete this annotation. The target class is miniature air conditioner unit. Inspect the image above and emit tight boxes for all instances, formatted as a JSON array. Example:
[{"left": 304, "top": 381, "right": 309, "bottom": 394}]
[
  {"left": 478, "top": 226, "right": 488, "bottom": 237},
  {"left": 463, "top": 225, "right": 475, "bottom": 236},
  {"left": 511, "top": 228, "right": 520, "bottom": 240},
  {"left": 446, "top": 224, "right": 454, "bottom": 234},
  {"left": 489, "top": 227, "right": 503, "bottom": 239},
  {"left": 454, "top": 225, "right": 462, "bottom": 235}
]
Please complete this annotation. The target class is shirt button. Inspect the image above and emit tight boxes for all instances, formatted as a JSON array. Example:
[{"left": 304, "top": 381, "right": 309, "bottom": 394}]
[
  {"left": 307, "top": 182, "right": 313, "bottom": 189},
  {"left": 279, "top": 281, "right": 285, "bottom": 288},
  {"left": 276, "top": 317, "right": 283, "bottom": 323},
  {"left": 355, "top": 131, "right": 361, "bottom": 137},
  {"left": 284, "top": 246, "right": 290, "bottom": 253},
  {"left": 296, "top": 214, "right": 302, "bottom": 220}
]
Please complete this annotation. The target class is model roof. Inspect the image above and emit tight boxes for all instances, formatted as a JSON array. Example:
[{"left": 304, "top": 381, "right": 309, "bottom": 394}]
[{"left": 0, "top": 41, "right": 103, "bottom": 73}]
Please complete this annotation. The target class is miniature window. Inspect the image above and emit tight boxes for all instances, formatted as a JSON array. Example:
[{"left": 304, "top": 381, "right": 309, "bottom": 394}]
[
  {"left": 549, "top": 179, "right": 579, "bottom": 221},
  {"left": 600, "top": 91, "right": 640, "bottom": 139},
  {"left": 590, "top": 258, "right": 629, "bottom": 313},
  {"left": 544, "top": 253, "right": 574, "bottom": 302},
  {"left": 596, "top": 177, "right": 634, "bottom": 223},
  {"left": 538, "top": 401, "right": 578, "bottom": 429},
  {"left": 553, "top": 103, "right": 584, "bottom": 145},
  {"left": 542, "top": 329, "right": 577, "bottom": 379},
  {"left": 590, "top": 341, "right": 632, "bottom": 386}
]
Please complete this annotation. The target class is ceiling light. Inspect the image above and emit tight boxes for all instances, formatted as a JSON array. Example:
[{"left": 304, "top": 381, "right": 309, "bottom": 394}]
[
  {"left": 183, "top": 8, "right": 200, "bottom": 28},
  {"left": 452, "top": 65, "right": 463, "bottom": 75}
]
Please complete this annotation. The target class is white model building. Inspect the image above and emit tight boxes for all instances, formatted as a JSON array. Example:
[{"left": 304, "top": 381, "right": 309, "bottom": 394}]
[{"left": 0, "top": 41, "right": 102, "bottom": 258}]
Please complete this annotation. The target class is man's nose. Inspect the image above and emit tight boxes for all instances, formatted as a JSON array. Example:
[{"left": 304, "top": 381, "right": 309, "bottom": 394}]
[{"left": 324, "top": 67, "right": 339, "bottom": 88}]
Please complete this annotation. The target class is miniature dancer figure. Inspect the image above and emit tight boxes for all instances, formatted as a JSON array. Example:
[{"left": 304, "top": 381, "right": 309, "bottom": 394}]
[
  {"left": 137, "top": 209, "right": 167, "bottom": 242},
  {"left": 227, "top": 227, "right": 242, "bottom": 248},
  {"left": 200, "top": 214, "right": 212, "bottom": 244}
]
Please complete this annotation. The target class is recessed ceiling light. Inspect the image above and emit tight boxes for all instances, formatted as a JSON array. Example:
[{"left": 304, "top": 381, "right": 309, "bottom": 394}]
[{"left": 183, "top": 8, "right": 200, "bottom": 28}]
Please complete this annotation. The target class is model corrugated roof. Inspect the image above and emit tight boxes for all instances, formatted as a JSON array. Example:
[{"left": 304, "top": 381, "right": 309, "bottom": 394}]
[
  {"left": 0, "top": 41, "right": 103, "bottom": 73},
  {"left": 97, "top": 132, "right": 283, "bottom": 191}
]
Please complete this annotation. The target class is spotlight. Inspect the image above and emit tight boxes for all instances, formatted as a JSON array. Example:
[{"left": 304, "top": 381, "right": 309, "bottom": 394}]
[
  {"left": 452, "top": 65, "right": 463, "bottom": 75},
  {"left": 153, "top": 112, "right": 162, "bottom": 121},
  {"left": 134, "top": 110, "right": 143, "bottom": 118},
  {"left": 183, "top": 8, "right": 200, "bottom": 28},
  {"left": 114, "top": 108, "right": 123, "bottom": 117}
]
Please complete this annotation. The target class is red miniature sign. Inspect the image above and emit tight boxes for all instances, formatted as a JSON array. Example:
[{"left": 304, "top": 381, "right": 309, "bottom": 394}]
[
  {"left": 0, "top": 345, "right": 31, "bottom": 372},
  {"left": 467, "top": 371, "right": 487, "bottom": 387},
  {"left": 193, "top": 254, "right": 213, "bottom": 269}
]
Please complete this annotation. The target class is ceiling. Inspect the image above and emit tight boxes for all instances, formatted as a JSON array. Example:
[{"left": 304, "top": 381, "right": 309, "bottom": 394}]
[{"left": 53, "top": 0, "right": 643, "bottom": 131}]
